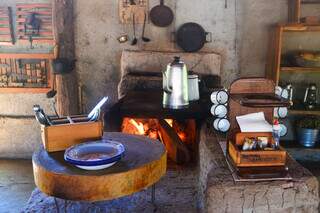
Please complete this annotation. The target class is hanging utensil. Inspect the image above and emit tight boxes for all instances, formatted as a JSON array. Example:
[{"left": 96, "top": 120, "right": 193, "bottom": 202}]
[
  {"left": 46, "top": 74, "right": 57, "bottom": 98},
  {"left": 150, "top": 0, "right": 174, "bottom": 27},
  {"left": 131, "top": 14, "right": 137, "bottom": 45},
  {"left": 141, "top": 12, "right": 150, "bottom": 42},
  {"left": 117, "top": 35, "right": 128, "bottom": 43},
  {"left": 25, "top": 13, "right": 41, "bottom": 49},
  {"left": 52, "top": 58, "right": 76, "bottom": 75},
  {"left": 176, "top": 22, "right": 212, "bottom": 52}
]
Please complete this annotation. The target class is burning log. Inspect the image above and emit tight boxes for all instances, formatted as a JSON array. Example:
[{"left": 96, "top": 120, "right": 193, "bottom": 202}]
[{"left": 158, "top": 119, "right": 190, "bottom": 164}]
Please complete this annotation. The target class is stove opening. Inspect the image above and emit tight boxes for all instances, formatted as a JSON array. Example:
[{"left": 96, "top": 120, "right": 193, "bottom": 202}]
[{"left": 121, "top": 117, "right": 197, "bottom": 165}]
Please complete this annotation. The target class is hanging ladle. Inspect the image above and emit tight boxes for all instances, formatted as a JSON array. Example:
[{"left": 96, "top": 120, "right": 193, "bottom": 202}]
[
  {"left": 131, "top": 14, "right": 138, "bottom": 45},
  {"left": 141, "top": 12, "right": 150, "bottom": 42},
  {"left": 46, "top": 74, "right": 59, "bottom": 117}
]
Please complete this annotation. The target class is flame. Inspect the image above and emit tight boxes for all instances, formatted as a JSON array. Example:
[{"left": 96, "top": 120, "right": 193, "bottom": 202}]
[
  {"left": 165, "top": 119, "right": 173, "bottom": 127},
  {"left": 129, "top": 119, "right": 145, "bottom": 135},
  {"left": 177, "top": 132, "right": 187, "bottom": 142}
]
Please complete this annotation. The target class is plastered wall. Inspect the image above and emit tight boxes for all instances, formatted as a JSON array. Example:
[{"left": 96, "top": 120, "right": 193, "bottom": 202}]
[
  {"left": 1, "top": 0, "right": 319, "bottom": 158},
  {"left": 74, "top": 0, "right": 293, "bottom": 110}
]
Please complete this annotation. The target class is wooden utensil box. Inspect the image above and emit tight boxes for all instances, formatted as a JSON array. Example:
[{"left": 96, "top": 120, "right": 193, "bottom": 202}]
[
  {"left": 41, "top": 120, "right": 104, "bottom": 152},
  {"left": 228, "top": 132, "right": 287, "bottom": 168}
]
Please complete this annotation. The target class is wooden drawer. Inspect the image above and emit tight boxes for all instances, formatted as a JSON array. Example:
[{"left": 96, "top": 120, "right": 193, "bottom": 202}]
[{"left": 41, "top": 121, "right": 103, "bottom": 152}]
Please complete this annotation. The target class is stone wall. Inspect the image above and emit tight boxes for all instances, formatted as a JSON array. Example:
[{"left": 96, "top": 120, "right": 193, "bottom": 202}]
[
  {"left": 75, "top": 0, "right": 314, "bottom": 109},
  {"left": 0, "top": 0, "right": 55, "bottom": 158}
]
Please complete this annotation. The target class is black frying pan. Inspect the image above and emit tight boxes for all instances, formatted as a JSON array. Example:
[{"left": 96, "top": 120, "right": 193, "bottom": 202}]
[
  {"left": 150, "top": 0, "right": 174, "bottom": 27},
  {"left": 176, "top": 22, "right": 212, "bottom": 52}
]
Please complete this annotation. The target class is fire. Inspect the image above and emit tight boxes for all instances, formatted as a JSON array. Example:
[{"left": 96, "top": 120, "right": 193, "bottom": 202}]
[
  {"left": 165, "top": 119, "right": 173, "bottom": 127},
  {"left": 122, "top": 117, "right": 196, "bottom": 144},
  {"left": 129, "top": 119, "right": 145, "bottom": 135}
]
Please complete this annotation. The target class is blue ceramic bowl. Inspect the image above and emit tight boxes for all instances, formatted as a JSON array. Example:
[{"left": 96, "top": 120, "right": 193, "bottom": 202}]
[{"left": 64, "top": 140, "right": 125, "bottom": 167}]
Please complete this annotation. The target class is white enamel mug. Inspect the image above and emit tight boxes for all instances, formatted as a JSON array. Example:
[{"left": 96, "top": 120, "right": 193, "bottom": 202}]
[
  {"left": 274, "top": 107, "right": 288, "bottom": 118},
  {"left": 210, "top": 104, "right": 228, "bottom": 118},
  {"left": 213, "top": 118, "right": 230, "bottom": 132},
  {"left": 275, "top": 86, "right": 289, "bottom": 99},
  {"left": 279, "top": 124, "right": 288, "bottom": 137},
  {"left": 210, "top": 89, "right": 229, "bottom": 105}
]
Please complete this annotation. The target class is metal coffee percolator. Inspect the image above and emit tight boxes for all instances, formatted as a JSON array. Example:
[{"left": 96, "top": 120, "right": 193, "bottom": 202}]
[
  {"left": 304, "top": 83, "right": 318, "bottom": 109},
  {"left": 163, "top": 57, "right": 189, "bottom": 109}
]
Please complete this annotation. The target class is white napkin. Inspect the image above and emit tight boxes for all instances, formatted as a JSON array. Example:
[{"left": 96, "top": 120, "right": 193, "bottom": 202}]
[{"left": 236, "top": 112, "right": 272, "bottom": 132}]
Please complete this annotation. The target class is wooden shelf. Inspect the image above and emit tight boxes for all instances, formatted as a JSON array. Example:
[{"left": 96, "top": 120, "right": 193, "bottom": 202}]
[
  {"left": 0, "top": 52, "right": 56, "bottom": 59},
  {"left": 280, "top": 23, "right": 320, "bottom": 31},
  {"left": 289, "top": 109, "right": 320, "bottom": 115},
  {"left": 281, "top": 140, "right": 320, "bottom": 149},
  {"left": 0, "top": 87, "right": 51, "bottom": 93},
  {"left": 281, "top": 66, "right": 320, "bottom": 72},
  {"left": 301, "top": 0, "right": 320, "bottom": 4}
]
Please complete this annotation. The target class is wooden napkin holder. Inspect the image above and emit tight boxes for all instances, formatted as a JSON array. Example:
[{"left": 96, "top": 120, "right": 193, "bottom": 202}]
[
  {"left": 41, "top": 115, "right": 104, "bottom": 152},
  {"left": 227, "top": 78, "right": 290, "bottom": 169}
]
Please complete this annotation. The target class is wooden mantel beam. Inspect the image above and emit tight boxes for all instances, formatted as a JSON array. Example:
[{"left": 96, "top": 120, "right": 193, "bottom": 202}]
[{"left": 53, "top": 0, "right": 79, "bottom": 116}]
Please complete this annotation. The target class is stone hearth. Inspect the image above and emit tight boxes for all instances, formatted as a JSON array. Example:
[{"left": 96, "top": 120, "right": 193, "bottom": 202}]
[{"left": 199, "top": 125, "right": 320, "bottom": 212}]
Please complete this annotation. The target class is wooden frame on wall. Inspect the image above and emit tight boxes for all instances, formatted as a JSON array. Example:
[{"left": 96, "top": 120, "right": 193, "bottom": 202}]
[
  {"left": 0, "top": 58, "right": 52, "bottom": 93},
  {"left": 0, "top": 2, "right": 58, "bottom": 93}
]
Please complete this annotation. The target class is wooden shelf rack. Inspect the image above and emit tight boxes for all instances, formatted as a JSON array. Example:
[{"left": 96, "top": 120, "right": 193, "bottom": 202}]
[
  {"left": 281, "top": 66, "right": 320, "bottom": 72},
  {"left": 266, "top": 23, "right": 320, "bottom": 85}
]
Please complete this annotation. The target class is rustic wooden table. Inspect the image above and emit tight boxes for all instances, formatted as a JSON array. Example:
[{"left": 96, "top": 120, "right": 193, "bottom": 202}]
[{"left": 32, "top": 132, "right": 167, "bottom": 209}]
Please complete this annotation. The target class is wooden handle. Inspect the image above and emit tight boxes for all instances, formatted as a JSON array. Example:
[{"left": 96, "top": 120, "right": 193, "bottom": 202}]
[{"left": 160, "top": 0, "right": 164, "bottom": 5}]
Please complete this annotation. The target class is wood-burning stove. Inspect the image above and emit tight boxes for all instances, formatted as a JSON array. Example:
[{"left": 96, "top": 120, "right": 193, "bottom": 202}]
[{"left": 104, "top": 91, "right": 210, "bottom": 165}]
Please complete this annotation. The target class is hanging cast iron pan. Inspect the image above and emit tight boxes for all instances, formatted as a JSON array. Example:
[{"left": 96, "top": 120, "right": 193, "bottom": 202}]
[
  {"left": 150, "top": 0, "right": 174, "bottom": 27},
  {"left": 176, "top": 22, "right": 212, "bottom": 53},
  {"left": 52, "top": 58, "right": 76, "bottom": 75}
]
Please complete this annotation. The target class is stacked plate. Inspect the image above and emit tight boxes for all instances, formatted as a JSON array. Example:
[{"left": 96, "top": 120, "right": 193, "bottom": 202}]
[{"left": 64, "top": 140, "right": 125, "bottom": 170}]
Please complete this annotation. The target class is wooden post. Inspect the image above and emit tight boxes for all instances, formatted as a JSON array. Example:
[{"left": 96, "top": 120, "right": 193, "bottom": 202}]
[
  {"left": 294, "top": 0, "right": 301, "bottom": 23},
  {"left": 53, "top": 0, "right": 79, "bottom": 116}
]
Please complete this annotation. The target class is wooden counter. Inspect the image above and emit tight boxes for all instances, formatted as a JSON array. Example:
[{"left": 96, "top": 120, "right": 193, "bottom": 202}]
[{"left": 198, "top": 125, "right": 319, "bottom": 212}]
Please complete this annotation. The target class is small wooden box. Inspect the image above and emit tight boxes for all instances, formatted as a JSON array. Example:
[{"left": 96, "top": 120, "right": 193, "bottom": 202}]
[
  {"left": 41, "top": 121, "right": 104, "bottom": 152},
  {"left": 228, "top": 132, "right": 287, "bottom": 168}
]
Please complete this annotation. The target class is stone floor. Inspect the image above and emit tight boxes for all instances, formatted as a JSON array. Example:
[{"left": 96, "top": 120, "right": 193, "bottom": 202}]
[
  {"left": 2, "top": 148, "right": 320, "bottom": 213},
  {"left": 0, "top": 159, "right": 35, "bottom": 213},
  {"left": 24, "top": 167, "right": 198, "bottom": 213}
]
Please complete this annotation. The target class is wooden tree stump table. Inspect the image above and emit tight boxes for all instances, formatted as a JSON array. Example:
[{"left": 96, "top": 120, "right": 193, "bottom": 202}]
[{"left": 32, "top": 132, "right": 167, "bottom": 207}]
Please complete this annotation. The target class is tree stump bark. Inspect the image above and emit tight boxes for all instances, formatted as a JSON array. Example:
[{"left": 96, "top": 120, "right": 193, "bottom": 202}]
[{"left": 53, "top": 0, "right": 79, "bottom": 116}]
